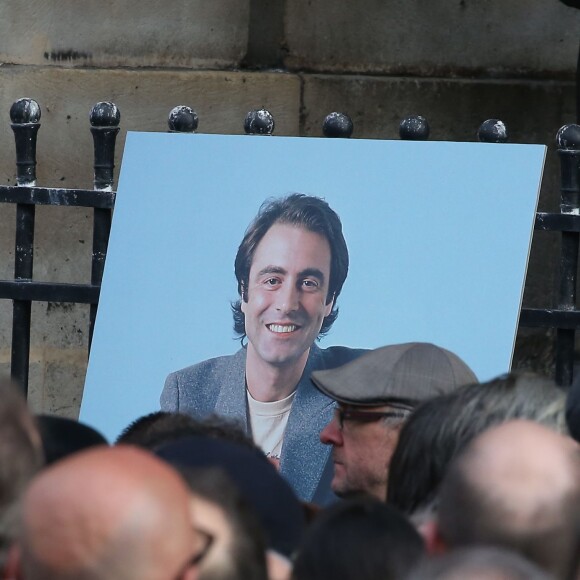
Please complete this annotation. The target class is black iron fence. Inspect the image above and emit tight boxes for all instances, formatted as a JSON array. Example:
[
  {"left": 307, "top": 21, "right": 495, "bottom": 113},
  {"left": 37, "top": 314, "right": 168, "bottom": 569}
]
[
  {"left": 520, "top": 124, "right": 580, "bottom": 386},
  {"left": 0, "top": 99, "right": 579, "bottom": 397}
]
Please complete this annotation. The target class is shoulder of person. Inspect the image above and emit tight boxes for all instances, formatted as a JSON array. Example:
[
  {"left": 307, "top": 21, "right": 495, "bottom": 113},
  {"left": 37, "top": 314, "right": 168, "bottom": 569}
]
[
  {"left": 162, "top": 348, "right": 247, "bottom": 414},
  {"left": 168, "top": 347, "right": 246, "bottom": 382}
]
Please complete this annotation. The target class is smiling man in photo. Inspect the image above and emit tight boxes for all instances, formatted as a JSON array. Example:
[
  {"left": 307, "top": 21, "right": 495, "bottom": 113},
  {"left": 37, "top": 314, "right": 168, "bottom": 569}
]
[{"left": 161, "top": 193, "right": 366, "bottom": 505}]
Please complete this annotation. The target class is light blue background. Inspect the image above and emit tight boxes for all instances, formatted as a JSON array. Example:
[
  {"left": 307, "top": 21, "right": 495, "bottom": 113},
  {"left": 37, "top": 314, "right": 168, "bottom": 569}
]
[{"left": 81, "top": 132, "right": 546, "bottom": 441}]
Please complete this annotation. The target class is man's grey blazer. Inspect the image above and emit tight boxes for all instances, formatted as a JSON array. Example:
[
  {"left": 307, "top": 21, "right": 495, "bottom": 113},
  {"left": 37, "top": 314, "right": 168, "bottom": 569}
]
[{"left": 161, "top": 344, "right": 366, "bottom": 505}]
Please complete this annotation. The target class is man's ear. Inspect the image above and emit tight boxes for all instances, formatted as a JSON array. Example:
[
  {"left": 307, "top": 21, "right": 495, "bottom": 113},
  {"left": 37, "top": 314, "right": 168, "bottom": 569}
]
[
  {"left": 418, "top": 519, "right": 448, "bottom": 556},
  {"left": 4, "top": 543, "right": 22, "bottom": 580}
]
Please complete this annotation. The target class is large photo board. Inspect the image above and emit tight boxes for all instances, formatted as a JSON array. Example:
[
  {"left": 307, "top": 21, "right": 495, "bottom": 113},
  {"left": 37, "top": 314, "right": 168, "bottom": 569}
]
[{"left": 81, "top": 132, "right": 546, "bottom": 441}]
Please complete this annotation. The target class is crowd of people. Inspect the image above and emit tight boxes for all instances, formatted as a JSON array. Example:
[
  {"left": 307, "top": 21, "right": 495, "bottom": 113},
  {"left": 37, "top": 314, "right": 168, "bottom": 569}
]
[
  {"left": 3, "top": 192, "right": 580, "bottom": 579},
  {"left": 1, "top": 360, "right": 579, "bottom": 580}
]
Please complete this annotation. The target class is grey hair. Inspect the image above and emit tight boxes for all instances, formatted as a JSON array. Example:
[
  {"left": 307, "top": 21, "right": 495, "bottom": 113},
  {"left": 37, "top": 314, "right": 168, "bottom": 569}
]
[
  {"left": 387, "top": 371, "right": 567, "bottom": 517},
  {"left": 406, "top": 546, "right": 553, "bottom": 580},
  {"left": 453, "top": 372, "right": 568, "bottom": 436}
]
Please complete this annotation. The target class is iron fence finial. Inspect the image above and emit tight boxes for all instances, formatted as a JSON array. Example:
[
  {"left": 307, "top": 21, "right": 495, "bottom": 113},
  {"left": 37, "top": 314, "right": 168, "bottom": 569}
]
[
  {"left": 90, "top": 102, "right": 120, "bottom": 192},
  {"left": 322, "top": 112, "right": 354, "bottom": 138},
  {"left": 10, "top": 98, "right": 41, "bottom": 186},
  {"left": 168, "top": 106, "right": 199, "bottom": 133},
  {"left": 557, "top": 124, "right": 580, "bottom": 150},
  {"left": 478, "top": 119, "right": 508, "bottom": 143},
  {"left": 399, "top": 116, "right": 430, "bottom": 141},
  {"left": 244, "top": 109, "right": 274, "bottom": 135}
]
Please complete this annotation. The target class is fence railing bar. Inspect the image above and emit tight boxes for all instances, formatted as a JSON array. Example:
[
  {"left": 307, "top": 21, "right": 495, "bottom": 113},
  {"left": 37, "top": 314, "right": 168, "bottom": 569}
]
[
  {"left": 535, "top": 212, "right": 580, "bottom": 232},
  {"left": 9, "top": 98, "right": 41, "bottom": 394},
  {"left": 0, "top": 281, "right": 100, "bottom": 304},
  {"left": 520, "top": 308, "right": 580, "bottom": 329},
  {"left": 88, "top": 103, "right": 120, "bottom": 349},
  {"left": 90, "top": 206, "right": 111, "bottom": 347},
  {"left": 11, "top": 300, "right": 31, "bottom": 392},
  {"left": 0, "top": 186, "right": 115, "bottom": 208},
  {"left": 553, "top": 126, "right": 580, "bottom": 385}
]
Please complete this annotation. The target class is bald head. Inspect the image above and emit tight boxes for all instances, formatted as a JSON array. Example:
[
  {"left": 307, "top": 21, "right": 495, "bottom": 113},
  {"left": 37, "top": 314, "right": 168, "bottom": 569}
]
[
  {"left": 20, "top": 446, "right": 199, "bottom": 580},
  {"left": 438, "top": 420, "right": 580, "bottom": 579},
  {"left": 467, "top": 421, "right": 577, "bottom": 517}
]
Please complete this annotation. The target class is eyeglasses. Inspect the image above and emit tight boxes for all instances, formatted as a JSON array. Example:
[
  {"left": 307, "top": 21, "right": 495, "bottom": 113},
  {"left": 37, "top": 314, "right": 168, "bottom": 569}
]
[{"left": 333, "top": 406, "right": 411, "bottom": 430}]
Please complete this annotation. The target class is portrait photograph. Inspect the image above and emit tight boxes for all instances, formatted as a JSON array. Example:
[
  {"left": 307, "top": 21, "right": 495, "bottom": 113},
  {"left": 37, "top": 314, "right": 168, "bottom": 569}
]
[{"left": 81, "top": 132, "right": 546, "bottom": 441}]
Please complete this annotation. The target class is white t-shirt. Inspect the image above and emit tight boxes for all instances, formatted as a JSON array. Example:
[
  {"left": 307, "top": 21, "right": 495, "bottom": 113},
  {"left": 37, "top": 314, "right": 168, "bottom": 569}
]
[{"left": 246, "top": 389, "right": 296, "bottom": 464}]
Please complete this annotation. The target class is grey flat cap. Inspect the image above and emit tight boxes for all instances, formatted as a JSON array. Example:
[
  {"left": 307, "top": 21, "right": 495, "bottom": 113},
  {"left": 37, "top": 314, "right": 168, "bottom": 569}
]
[{"left": 311, "top": 342, "right": 478, "bottom": 407}]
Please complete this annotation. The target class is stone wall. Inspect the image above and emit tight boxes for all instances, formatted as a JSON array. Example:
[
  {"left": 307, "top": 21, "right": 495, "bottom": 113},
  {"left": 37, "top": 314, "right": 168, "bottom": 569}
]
[{"left": 0, "top": 0, "right": 578, "bottom": 417}]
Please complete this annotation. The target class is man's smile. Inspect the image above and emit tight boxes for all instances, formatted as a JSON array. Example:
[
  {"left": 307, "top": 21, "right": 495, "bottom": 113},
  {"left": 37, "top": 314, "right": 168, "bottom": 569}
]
[{"left": 266, "top": 323, "right": 300, "bottom": 334}]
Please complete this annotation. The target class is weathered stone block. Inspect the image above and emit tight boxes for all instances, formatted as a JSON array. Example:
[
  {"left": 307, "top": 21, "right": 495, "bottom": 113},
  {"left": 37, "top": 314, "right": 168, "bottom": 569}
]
[
  {"left": 286, "top": 1, "right": 580, "bottom": 77},
  {"left": 0, "top": 1, "right": 250, "bottom": 69}
]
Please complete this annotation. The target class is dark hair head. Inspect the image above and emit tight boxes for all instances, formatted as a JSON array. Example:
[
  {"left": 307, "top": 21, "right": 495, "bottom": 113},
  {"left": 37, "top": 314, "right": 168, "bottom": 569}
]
[
  {"left": 232, "top": 193, "right": 349, "bottom": 339},
  {"left": 36, "top": 415, "right": 108, "bottom": 465},
  {"left": 116, "top": 411, "right": 255, "bottom": 451},
  {"left": 291, "top": 496, "right": 424, "bottom": 580},
  {"left": 155, "top": 435, "right": 306, "bottom": 558},
  {"left": 387, "top": 392, "right": 461, "bottom": 517}
]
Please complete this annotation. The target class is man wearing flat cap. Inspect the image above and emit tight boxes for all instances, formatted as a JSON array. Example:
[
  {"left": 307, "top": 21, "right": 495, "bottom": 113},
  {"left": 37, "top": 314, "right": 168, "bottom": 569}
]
[{"left": 312, "top": 342, "right": 477, "bottom": 501}]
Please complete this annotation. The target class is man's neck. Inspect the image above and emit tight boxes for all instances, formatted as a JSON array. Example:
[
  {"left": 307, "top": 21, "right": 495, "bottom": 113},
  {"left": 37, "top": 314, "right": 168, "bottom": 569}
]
[{"left": 245, "top": 348, "right": 310, "bottom": 402}]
